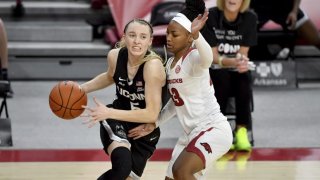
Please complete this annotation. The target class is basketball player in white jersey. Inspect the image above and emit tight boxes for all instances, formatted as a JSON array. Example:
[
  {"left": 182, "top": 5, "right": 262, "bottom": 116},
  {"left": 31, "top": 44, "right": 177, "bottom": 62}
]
[{"left": 129, "top": 10, "right": 232, "bottom": 180}]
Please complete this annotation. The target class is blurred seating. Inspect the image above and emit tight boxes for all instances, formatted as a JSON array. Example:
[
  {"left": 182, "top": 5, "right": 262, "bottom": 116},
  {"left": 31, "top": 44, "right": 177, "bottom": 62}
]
[{"left": 250, "top": 0, "right": 320, "bottom": 61}]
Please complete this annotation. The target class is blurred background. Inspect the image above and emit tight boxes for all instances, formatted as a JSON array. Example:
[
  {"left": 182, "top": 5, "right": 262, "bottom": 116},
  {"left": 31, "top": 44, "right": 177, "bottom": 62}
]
[{"left": 0, "top": 0, "right": 319, "bottom": 150}]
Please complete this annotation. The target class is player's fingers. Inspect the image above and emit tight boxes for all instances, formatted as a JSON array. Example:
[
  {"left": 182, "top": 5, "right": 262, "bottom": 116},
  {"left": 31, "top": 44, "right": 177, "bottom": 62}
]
[
  {"left": 128, "top": 125, "right": 143, "bottom": 133},
  {"left": 128, "top": 128, "right": 145, "bottom": 137},
  {"left": 128, "top": 129, "right": 138, "bottom": 135},
  {"left": 88, "top": 122, "right": 95, "bottom": 128},
  {"left": 202, "top": 10, "right": 209, "bottom": 21},
  {"left": 133, "top": 135, "right": 143, "bottom": 140},
  {"left": 82, "top": 115, "right": 96, "bottom": 123},
  {"left": 128, "top": 131, "right": 138, "bottom": 138},
  {"left": 80, "top": 113, "right": 90, "bottom": 117},
  {"left": 128, "top": 129, "right": 142, "bottom": 136},
  {"left": 82, "top": 118, "right": 91, "bottom": 125},
  {"left": 129, "top": 131, "right": 144, "bottom": 140},
  {"left": 93, "top": 96, "right": 101, "bottom": 106},
  {"left": 87, "top": 119, "right": 98, "bottom": 128},
  {"left": 82, "top": 105, "right": 94, "bottom": 112},
  {"left": 93, "top": 96, "right": 98, "bottom": 105},
  {"left": 93, "top": 96, "right": 103, "bottom": 106}
]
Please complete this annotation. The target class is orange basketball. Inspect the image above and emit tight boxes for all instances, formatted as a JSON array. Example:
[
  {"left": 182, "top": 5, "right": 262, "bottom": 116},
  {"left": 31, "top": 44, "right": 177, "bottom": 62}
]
[{"left": 49, "top": 81, "right": 87, "bottom": 120}]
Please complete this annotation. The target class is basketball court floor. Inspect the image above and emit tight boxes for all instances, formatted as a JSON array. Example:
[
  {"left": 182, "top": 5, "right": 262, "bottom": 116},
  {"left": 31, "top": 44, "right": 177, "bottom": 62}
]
[
  {"left": 0, "top": 81, "right": 320, "bottom": 179},
  {"left": 1, "top": 148, "right": 320, "bottom": 179}
]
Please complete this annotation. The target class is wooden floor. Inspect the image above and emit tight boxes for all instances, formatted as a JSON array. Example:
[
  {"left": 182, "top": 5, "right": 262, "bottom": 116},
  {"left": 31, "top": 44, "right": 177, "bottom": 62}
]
[
  {"left": 1, "top": 161, "right": 320, "bottom": 180},
  {"left": 1, "top": 149, "right": 320, "bottom": 179}
]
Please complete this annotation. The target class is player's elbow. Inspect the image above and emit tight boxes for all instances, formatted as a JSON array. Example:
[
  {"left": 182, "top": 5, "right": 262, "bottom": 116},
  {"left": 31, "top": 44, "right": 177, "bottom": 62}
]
[
  {"left": 147, "top": 115, "right": 158, "bottom": 123},
  {"left": 146, "top": 111, "right": 159, "bottom": 123}
]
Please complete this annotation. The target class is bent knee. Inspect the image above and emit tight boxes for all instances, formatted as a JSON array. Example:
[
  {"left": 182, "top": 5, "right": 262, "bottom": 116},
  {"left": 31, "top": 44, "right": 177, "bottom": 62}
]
[{"left": 172, "top": 165, "right": 194, "bottom": 179}]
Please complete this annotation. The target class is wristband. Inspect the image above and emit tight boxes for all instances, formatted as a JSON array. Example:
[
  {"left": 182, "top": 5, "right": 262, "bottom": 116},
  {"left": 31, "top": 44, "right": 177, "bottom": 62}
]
[{"left": 218, "top": 56, "right": 224, "bottom": 67}]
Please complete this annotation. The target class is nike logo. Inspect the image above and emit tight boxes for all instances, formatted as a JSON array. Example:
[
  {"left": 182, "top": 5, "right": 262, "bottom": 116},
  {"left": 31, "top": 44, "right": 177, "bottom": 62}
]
[
  {"left": 119, "top": 77, "right": 126, "bottom": 81},
  {"left": 150, "top": 136, "right": 158, "bottom": 141}
]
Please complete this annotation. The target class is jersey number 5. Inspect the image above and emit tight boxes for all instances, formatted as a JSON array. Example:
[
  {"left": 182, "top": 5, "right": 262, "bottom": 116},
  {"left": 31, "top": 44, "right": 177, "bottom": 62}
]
[{"left": 170, "top": 88, "right": 184, "bottom": 106}]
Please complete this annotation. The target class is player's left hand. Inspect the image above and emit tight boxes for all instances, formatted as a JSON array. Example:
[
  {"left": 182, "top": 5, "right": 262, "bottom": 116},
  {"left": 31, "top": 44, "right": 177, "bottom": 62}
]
[
  {"left": 81, "top": 97, "right": 109, "bottom": 128},
  {"left": 191, "top": 9, "right": 209, "bottom": 39},
  {"left": 128, "top": 123, "right": 156, "bottom": 140}
]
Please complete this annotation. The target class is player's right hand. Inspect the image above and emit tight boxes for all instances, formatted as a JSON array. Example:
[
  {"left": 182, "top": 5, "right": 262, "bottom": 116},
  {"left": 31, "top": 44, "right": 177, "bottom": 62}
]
[{"left": 128, "top": 123, "right": 156, "bottom": 140}]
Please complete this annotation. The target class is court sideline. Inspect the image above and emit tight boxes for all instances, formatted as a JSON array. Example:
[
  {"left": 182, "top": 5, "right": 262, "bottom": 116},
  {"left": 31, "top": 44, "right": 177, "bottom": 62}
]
[
  {"left": 2, "top": 81, "right": 320, "bottom": 149},
  {"left": 0, "top": 81, "right": 320, "bottom": 179}
]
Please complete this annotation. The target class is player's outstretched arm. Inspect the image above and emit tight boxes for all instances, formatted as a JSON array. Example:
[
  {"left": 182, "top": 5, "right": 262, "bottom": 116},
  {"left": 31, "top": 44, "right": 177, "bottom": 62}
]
[{"left": 191, "top": 10, "right": 213, "bottom": 69}]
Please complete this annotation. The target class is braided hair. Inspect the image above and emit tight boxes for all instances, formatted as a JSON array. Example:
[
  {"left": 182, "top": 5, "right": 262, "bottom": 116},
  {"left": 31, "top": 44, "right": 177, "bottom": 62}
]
[{"left": 180, "top": 0, "right": 205, "bottom": 21}]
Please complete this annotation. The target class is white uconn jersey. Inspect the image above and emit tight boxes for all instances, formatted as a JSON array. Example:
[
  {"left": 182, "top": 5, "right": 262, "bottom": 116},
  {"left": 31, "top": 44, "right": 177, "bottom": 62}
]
[{"left": 166, "top": 49, "right": 226, "bottom": 134}]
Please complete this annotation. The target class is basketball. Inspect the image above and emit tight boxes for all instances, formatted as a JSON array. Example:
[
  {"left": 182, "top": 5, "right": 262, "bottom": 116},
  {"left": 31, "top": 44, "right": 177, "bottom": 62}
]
[{"left": 49, "top": 81, "right": 87, "bottom": 120}]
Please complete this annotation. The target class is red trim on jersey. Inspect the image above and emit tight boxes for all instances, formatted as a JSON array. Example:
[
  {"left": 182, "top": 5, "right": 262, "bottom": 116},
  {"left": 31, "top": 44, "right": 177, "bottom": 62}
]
[
  {"left": 182, "top": 48, "right": 196, "bottom": 63},
  {"left": 185, "top": 127, "right": 214, "bottom": 168}
]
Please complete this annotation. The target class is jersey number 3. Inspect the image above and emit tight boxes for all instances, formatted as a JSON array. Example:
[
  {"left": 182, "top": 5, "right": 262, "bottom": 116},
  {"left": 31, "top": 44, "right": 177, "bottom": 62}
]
[{"left": 170, "top": 88, "right": 184, "bottom": 106}]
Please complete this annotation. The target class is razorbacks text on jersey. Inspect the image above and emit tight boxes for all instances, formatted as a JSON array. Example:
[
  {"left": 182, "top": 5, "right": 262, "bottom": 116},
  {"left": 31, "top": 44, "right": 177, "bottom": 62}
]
[{"left": 165, "top": 48, "right": 227, "bottom": 134}]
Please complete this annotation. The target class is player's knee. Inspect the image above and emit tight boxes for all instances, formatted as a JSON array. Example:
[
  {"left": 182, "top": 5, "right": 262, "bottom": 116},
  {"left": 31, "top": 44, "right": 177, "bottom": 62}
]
[
  {"left": 173, "top": 170, "right": 192, "bottom": 179},
  {"left": 111, "top": 146, "right": 132, "bottom": 178},
  {"left": 172, "top": 164, "right": 193, "bottom": 179}
]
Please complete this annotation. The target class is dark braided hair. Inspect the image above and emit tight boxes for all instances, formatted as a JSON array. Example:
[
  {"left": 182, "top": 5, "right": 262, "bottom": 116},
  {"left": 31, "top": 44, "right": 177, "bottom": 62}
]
[{"left": 180, "top": 0, "right": 205, "bottom": 21}]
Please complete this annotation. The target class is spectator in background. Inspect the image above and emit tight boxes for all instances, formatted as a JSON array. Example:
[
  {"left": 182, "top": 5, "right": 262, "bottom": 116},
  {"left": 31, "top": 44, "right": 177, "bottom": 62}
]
[
  {"left": 0, "top": 18, "right": 13, "bottom": 97},
  {"left": 202, "top": 0, "right": 257, "bottom": 151},
  {"left": 80, "top": 19, "right": 166, "bottom": 179},
  {"left": 12, "top": 0, "right": 25, "bottom": 17},
  {"left": 251, "top": 0, "right": 320, "bottom": 58}
]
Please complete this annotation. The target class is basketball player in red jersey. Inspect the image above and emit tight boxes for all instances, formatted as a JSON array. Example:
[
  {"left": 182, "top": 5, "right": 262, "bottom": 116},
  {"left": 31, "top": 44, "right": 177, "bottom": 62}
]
[{"left": 129, "top": 9, "right": 232, "bottom": 180}]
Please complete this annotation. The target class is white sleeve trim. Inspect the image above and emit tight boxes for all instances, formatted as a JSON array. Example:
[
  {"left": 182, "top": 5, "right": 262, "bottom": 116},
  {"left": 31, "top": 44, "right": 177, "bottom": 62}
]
[{"left": 156, "top": 99, "right": 176, "bottom": 127}]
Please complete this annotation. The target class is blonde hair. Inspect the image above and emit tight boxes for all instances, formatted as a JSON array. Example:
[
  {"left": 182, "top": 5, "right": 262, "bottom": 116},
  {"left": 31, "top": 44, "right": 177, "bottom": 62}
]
[
  {"left": 216, "top": 0, "right": 251, "bottom": 13},
  {"left": 115, "top": 19, "right": 163, "bottom": 64}
]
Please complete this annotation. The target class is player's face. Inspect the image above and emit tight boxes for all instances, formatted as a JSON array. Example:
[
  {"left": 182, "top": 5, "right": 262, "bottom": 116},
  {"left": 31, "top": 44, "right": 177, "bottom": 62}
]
[
  {"left": 225, "top": 0, "right": 243, "bottom": 13},
  {"left": 166, "top": 21, "right": 192, "bottom": 56},
  {"left": 124, "top": 22, "right": 153, "bottom": 57}
]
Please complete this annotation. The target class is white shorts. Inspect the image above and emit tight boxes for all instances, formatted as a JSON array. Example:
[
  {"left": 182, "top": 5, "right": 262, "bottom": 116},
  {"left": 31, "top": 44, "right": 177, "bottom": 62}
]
[{"left": 166, "top": 120, "right": 232, "bottom": 179}]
